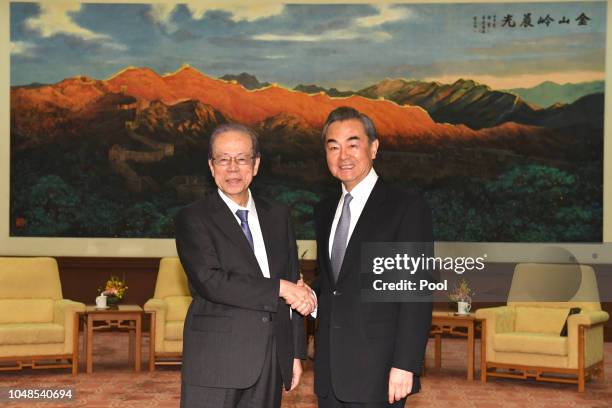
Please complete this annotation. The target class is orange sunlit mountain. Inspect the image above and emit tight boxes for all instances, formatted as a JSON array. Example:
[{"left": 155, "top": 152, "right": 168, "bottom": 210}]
[
  {"left": 108, "top": 65, "right": 441, "bottom": 135},
  {"left": 11, "top": 65, "right": 555, "bottom": 150}
]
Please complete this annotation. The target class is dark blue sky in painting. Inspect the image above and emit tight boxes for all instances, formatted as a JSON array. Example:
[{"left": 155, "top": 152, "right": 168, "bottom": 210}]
[{"left": 10, "top": 2, "right": 606, "bottom": 90}]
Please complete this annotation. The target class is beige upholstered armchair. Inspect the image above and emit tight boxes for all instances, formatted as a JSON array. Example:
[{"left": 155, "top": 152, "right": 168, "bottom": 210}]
[
  {"left": 475, "top": 263, "right": 608, "bottom": 391},
  {"left": 144, "top": 257, "right": 191, "bottom": 370},
  {"left": 0, "top": 257, "right": 85, "bottom": 374}
]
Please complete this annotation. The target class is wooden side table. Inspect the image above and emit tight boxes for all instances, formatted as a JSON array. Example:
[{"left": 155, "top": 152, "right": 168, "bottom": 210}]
[
  {"left": 78, "top": 305, "right": 143, "bottom": 374},
  {"left": 430, "top": 311, "right": 479, "bottom": 380}
]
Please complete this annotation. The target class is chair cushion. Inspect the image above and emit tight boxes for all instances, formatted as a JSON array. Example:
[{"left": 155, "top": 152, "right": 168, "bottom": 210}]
[
  {"left": 0, "top": 299, "right": 54, "bottom": 324},
  {"left": 514, "top": 306, "right": 569, "bottom": 334},
  {"left": 165, "top": 321, "right": 184, "bottom": 341},
  {"left": 165, "top": 296, "right": 191, "bottom": 322},
  {"left": 494, "top": 332, "right": 568, "bottom": 356},
  {"left": 0, "top": 323, "right": 65, "bottom": 345}
]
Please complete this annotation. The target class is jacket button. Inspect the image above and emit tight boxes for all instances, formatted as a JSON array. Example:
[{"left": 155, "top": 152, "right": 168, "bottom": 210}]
[
  {"left": 262, "top": 316, "right": 269, "bottom": 323},
  {"left": 333, "top": 290, "right": 342, "bottom": 296}
]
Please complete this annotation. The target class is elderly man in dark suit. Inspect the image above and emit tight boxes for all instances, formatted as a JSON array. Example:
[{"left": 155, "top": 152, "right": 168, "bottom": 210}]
[
  {"left": 175, "top": 123, "right": 316, "bottom": 408},
  {"left": 313, "top": 107, "right": 434, "bottom": 407}
]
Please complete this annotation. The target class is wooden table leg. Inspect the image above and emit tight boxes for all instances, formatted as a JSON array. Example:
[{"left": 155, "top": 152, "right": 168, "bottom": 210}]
[
  {"left": 128, "top": 321, "right": 135, "bottom": 364},
  {"left": 434, "top": 333, "right": 442, "bottom": 369},
  {"left": 86, "top": 314, "right": 93, "bottom": 374},
  {"left": 149, "top": 311, "right": 156, "bottom": 372},
  {"left": 72, "top": 313, "right": 79, "bottom": 375},
  {"left": 467, "top": 321, "right": 474, "bottom": 381},
  {"left": 481, "top": 319, "right": 487, "bottom": 383},
  {"left": 82, "top": 317, "right": 87, "bottom": 365},
  {"left": 135, "top": 314, "right": 142, "bottom": 372}
]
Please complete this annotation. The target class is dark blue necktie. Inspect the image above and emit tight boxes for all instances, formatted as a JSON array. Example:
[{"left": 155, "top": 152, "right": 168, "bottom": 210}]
[{"left": 235, "top": 209, "right": 254, "bottom": 250}]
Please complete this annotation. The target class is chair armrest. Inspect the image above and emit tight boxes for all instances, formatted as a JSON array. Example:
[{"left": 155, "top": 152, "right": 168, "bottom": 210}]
[
  {"left": 145, "top": 298, "right": 168, "bottom": 354},
  {"left": 475, "top": 306, "right": 514, "bottom": 333},
  {"left": 54, "top": 299, "right": 86, "bottom": 326},
  {"left": 567, "top": 310, "right": 609, "bottom": 368},
  {"left": 144, "top": 298, "right": 167, "bottom": 313},
  {"left": 54, "top": 299, "right": 85, "bottom": 354},
  {"left": 568, "top": 310, "right": 609, "bottom": 328}
]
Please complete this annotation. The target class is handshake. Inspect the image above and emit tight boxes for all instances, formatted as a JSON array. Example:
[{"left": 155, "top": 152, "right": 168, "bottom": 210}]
[{"left": 279, "top": 279, "right": 317, "bottom": 316}]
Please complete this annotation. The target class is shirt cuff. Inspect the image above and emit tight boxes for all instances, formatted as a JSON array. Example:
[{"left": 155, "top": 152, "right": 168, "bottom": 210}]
[{"left": 310, "top": 288, "right": 318, "bottom": 318}]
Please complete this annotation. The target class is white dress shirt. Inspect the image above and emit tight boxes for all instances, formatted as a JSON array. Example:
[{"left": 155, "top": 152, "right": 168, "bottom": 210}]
[
  {"left": 217, "top": 189, "right": 271, "bottom": 278},
  {"left": 309, "top": 168, "right": 378, "bottom": 319},
  {"left": 328, "top": 167, "right": 379, "bottom": 259}
]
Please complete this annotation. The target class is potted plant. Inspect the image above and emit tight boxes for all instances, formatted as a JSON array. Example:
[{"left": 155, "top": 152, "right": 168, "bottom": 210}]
[
  {"left": 99, "top": 275, "right": 128, "bottom": 308},
  {"left": 448, "top": 277, "right": 474, "bottom": 315}
]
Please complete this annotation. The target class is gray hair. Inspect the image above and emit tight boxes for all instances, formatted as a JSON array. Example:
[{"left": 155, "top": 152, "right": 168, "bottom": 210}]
[
  {"left": 321, "top": 106, "right": 377, "bottom": 143},
  {"left": 208, "top": 123, "right": 261, "bottom": 159}
]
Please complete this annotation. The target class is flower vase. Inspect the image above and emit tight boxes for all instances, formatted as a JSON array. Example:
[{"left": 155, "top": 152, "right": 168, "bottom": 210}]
[{"left": 106, "top": 295, "right": 121, "bottom": 309}]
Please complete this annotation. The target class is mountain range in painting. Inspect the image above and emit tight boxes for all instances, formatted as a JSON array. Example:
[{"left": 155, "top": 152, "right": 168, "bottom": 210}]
[
  {"left": 9, "top": 66, "right": 603, "bottom": 241},
  {"left": 504, "top": 80, "right": 604, "bottom": 109}
]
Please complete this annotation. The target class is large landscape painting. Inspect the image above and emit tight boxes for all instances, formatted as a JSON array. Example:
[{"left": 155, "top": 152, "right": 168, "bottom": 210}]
[{"left": 10, "top": 2, "right": 605, "bottom": 241}]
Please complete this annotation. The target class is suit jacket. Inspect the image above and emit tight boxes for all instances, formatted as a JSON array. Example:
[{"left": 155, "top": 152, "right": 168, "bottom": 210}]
[
  {"left": 175, "top": 192, "right": 306, "bottom": 391},
  {"left": 313, "top": 178, "right": 433, "bottom": 403}
]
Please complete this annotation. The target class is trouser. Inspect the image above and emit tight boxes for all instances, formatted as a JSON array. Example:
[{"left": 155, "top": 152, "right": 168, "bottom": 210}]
[
  {"left": 318, "top": 392, "right": 406, "bottom": 408},
  {"left": 317, "top": 360, "right": 406, "bottom": 408},
  {"left": 180, "top": 335, "right": 282, "bottom": 408}
]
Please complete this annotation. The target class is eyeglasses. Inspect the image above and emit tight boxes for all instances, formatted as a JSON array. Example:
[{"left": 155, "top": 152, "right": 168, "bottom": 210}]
[{"left": 211, "top": 155, "right": 255, "bottom": 167}]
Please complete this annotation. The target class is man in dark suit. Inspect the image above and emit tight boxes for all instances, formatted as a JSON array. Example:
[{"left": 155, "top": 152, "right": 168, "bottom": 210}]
[
  {"left": 175, "top": 123, "right": 316, "bottom": 408},
  {"left": 313, "top": 107, "right": 433, "bottom": 407}
]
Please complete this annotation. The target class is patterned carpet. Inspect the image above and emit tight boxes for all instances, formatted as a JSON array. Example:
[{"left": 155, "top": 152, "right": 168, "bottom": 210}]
[{"left": 0, "top": 333, "right": 610, "bottom": 407}]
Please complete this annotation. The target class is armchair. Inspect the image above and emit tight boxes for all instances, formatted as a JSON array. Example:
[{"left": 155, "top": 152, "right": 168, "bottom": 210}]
[
  {"left": 144, "top": 257, "right": 191, "bottom": 370},
  {"left": 0, "top": 257, "right": 85, "bottom": 374},
  {"left": 475, "top": 263, "right": 608, "bottom": 391}
]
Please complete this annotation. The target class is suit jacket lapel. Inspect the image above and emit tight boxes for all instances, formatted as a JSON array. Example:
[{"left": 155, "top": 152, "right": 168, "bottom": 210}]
[
  {"left": 253, "top": 196, "right": 280, "bottom": 279},
  {"left": 336, "top": 179, "right": 387, "bottom": 286},
  {"left": 209, "top": 193, "right": 264, "bottom": 277},
  {"left": 321, "top": 199, "right": 337, "bottom": 288}
]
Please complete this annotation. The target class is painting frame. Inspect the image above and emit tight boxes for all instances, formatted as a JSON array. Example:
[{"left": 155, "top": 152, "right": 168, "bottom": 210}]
[{"left": 1, "top": 0, "right": 611, "bottom": 261}]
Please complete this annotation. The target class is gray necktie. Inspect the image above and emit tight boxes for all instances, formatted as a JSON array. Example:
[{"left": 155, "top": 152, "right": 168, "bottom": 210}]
[
  {"left": 235, "top": 209, "right": 254, "bottom": 250},
  {"left": 331, "top": 193, "right": 353, "bottom": 283}
]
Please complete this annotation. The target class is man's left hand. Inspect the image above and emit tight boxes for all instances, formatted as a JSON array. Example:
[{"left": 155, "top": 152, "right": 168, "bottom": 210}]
[
  {"left": 289, "top": 358, "right": 303, "bottom": 391},
  {"left": 388, "top": 367, "right": 413, "bottom": 403}
]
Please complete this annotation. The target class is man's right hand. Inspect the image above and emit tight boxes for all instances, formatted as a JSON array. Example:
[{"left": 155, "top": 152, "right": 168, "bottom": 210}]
[{"left": 279, "top": 279, "right": 317, "bottom": 315}]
